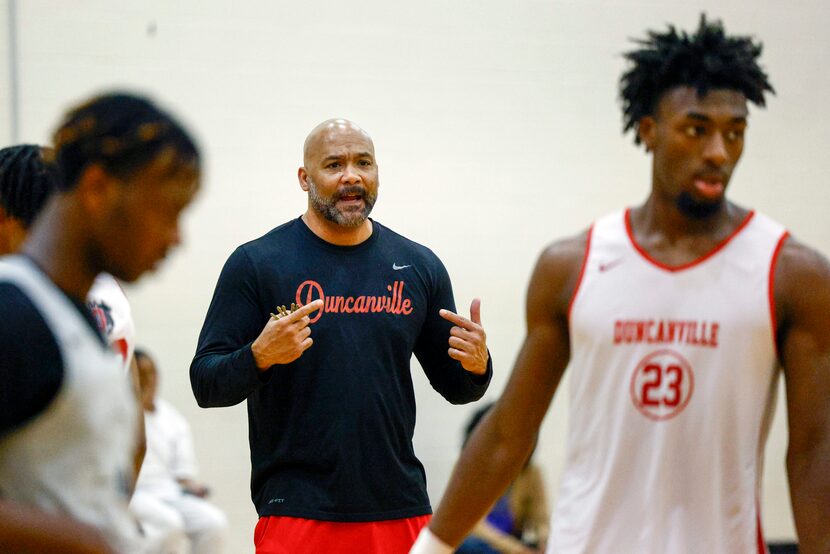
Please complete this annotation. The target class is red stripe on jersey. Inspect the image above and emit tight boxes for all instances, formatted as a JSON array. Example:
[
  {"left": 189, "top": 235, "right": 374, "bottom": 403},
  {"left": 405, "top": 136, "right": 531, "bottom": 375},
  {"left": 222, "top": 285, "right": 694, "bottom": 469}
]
[
  {"left": 567, "top": 225, "right": 594, "bottom": 322},
  {"left": 755, "top": 498, "right": 768, "bottom": 554},
  {"left": 253, "top": 514, "right": 430, "bottom": 554},
  {"left": 112, "top": 338, "right": 129, "bottom": 362},
  {"left": 624, "top": 208, "right": 756, "bottom": 272},
  {"left": 768, "top": 232, "right": 789, "bottom": 364}
]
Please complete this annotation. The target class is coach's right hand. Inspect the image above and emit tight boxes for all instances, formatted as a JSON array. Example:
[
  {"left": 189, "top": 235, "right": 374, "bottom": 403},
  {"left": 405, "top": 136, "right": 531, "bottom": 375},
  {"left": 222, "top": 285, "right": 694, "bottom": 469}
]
[{"left": 251, "top": 299, "right": 323, "bottom": 370}]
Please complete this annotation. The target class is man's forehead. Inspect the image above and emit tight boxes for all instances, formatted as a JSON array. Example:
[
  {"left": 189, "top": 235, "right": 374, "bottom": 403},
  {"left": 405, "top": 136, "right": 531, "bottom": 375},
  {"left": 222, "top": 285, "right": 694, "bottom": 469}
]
[{"left": 658, "top": 87, "right": 749, "bottom": 118}]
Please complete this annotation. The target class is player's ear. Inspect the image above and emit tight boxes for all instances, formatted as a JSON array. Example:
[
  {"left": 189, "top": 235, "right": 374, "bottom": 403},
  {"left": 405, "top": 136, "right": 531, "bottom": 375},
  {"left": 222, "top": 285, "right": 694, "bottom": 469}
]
[
  {"left": 75, "top": 164, "right": 119, "bottom": 216},
  {"left": 638, "top": 116, "right": 656, "bottom": 152}
]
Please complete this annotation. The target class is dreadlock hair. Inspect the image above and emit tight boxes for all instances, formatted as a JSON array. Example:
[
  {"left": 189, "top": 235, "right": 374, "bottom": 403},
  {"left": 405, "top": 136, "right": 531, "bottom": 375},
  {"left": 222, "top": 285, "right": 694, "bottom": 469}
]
[
  {"left": 620, "top": 14, "right": 775, "bottom": 144},
  {"left": 52, "top": 92, "right": 200, "bottom": 190},
  {"left": 0, "top": 144, "right": 59, "bottom": 228}
]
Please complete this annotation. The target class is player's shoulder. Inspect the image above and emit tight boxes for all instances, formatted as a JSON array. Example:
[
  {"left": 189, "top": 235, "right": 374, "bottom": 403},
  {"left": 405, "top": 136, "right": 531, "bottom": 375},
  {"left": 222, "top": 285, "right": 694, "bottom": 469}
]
[
  {"left": 0, "top": 280, "right": 31, "bottom": 310},
  {"left": 767, "top": 225, "right": 830, "bottom": 334},
  {"left": 0, "top": 281, "right": 65, "bottom": 434},
  {"left": 536, "top": 228, "right": 591, "bottom": 276},
  {"left": 523, "top": 228, "right": 592, "bottom": 315},
  {"left": 775, "top": 235, "right": 830, "bottom": 296},
  {"left": 0, "top": 281, "right": 52, "bottom": 332}
]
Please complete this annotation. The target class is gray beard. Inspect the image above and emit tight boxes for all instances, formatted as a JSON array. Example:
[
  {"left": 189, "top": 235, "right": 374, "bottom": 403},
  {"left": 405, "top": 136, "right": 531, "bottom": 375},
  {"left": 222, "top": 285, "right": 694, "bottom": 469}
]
[{"left": 308, "top": 179, "right": 376, "bottom": 227}]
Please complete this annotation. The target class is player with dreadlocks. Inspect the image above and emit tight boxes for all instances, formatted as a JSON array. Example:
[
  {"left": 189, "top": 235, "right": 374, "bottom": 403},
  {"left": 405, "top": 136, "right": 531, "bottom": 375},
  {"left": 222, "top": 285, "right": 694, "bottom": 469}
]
[
  {"left": 0, "top": 145, "right": 57, "bottom": 254},
  {"left": 0, "top": 92, "right": 200, "bottom": 553},
  {"left": 411, "top": 15, "right": 830, "bottom": 554}
]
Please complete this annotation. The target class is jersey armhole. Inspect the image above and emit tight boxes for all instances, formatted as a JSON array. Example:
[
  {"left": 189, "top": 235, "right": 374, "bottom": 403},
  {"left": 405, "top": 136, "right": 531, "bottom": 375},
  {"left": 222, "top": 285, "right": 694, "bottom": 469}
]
[
  {"left": 768, "top": 231, "right": 789, "bottom": 364},
  {"left": 566, "top": 224, "right": 594, "bottom": 323},
  {"left": 0, "top": 283, "right": 65, "bottom": 435}
]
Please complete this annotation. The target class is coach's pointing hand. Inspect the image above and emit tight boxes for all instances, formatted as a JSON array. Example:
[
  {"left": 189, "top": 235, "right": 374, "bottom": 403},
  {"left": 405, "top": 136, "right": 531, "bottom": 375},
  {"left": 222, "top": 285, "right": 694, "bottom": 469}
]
[
  {"left": 440, "top": 298, "right": 488, "bottom": 375},
  {"left": 252, "top": 299, "right": 324, "bottom": 370}
]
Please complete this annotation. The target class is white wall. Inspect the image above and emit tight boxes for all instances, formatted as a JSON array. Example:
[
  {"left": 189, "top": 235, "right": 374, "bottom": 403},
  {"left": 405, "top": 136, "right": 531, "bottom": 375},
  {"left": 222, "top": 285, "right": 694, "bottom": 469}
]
[
  {"left": 0, "top": 2, "right": 12, "bottom": 146},
  {"left": 5, "top": 1, "right": 830, "bottom": 551}
]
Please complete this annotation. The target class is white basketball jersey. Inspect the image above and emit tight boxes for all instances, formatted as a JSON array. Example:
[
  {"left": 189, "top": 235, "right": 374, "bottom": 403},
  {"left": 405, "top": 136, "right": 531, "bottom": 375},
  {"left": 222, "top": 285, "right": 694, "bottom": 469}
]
[
  {"left": 0, "top": 257, "right": 141, "bottom": 553},
  {"left": 88, "top": 272, "right": 136, "bottom": 370},
  {"left": 549, "top": 210, "right": 787, "bottom": 554}
]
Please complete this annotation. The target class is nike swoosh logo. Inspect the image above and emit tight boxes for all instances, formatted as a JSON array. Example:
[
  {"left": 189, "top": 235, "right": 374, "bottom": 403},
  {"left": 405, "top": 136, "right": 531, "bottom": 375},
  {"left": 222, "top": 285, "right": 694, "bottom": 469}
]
[
  {"left": 598, "top": 258, "right": 624, "bottom": 272},
  {"left": 392, "top": 263, "right": 412, "bottom": 270}
]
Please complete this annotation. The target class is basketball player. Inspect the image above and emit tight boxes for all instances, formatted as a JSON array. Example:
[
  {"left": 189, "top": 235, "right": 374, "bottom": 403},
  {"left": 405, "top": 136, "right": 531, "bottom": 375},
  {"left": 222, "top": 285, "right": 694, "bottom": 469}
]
[
  {"left": 0, "top": 143, "right": 147, "bottom": 484},
  {"left": 0, "top": 145, "right": 55, "bottom": 255},
  {"left": 0, "top": 93, "right": 200, "bottom": 553},
  {"left": 0, "top": 146, "right": 139, "bottom": 372},
  {"left": 411, "top": 16, "right": 830, "bottom": 554},
  {"left": 191, "top": 119, "right": 491, "bottom": 553}
]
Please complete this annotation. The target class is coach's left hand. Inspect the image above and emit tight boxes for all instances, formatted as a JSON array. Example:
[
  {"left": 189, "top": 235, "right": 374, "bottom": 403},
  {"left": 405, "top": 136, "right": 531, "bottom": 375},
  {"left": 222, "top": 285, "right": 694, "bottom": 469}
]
[{"left": 440, "top": 298, "right": 488, "bottom": 375}]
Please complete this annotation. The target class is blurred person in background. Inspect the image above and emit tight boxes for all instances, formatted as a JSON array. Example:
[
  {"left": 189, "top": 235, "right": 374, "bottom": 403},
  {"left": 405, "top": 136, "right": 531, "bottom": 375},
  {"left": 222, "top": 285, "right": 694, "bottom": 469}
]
[
  {"left": 131, "top": 348, "right": 227, "bottom": 554},
  {"left": 456, "top": 402, "right": 548, "bottom": 554}
]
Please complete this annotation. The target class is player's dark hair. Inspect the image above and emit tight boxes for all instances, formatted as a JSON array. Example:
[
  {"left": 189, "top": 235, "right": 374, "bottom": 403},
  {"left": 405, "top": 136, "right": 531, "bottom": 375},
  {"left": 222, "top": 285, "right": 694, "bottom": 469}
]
[
  {"left": 620, "top": 14, "right": 774, "bottom": 144},
  {"left": 0, "top": 144, "right": 59, "bottom": 227},
  {"left": 53, "top": 92, "right": 200, "bottom": 190}
]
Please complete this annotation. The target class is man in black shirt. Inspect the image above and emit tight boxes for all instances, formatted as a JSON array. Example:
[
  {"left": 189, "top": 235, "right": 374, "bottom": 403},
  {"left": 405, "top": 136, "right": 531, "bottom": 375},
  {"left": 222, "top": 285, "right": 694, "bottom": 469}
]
[{"left": 191, "top": 119, "right": 492, "bottom": 553}]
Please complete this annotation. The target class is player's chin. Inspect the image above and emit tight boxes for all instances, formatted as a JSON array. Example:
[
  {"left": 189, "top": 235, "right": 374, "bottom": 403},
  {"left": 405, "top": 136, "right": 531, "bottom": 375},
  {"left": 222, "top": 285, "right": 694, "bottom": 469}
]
[{"left": 676, "top": 191, "right": 725, "bottom": 219}]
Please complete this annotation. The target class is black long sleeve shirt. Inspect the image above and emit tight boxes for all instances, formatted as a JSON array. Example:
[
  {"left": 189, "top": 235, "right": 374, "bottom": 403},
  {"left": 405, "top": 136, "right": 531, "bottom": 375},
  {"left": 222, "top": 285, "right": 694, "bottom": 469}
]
[{"left": 191, "top": 218, "right": 491, "bottom": 521}]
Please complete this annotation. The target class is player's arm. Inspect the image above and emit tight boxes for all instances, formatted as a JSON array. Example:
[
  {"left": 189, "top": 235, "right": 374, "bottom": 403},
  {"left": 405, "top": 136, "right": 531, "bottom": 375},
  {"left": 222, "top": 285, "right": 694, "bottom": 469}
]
[
  {"left": 0, "top": 500, "right": 114, "bottom": 554},
  {"left": 774, "top": 237, "right": 830, "bottom": 554},
  {"left": 413, "top": 232, "right": 587, "bottom": 551}
]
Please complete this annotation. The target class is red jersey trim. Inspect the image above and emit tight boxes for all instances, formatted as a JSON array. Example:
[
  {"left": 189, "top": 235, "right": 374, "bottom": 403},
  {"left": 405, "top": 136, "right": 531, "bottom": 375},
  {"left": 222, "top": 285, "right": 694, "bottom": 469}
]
[
  {"left": 755, "top": 497, "right": 768, "bottom": 554},
  {"left": 112, "top": 338, "right": 129, "bottom": 362},
  {"left": 768, "top": 232, "right": 789, "bottom": 363},
  {"left": 567, "top": 225, "right": 594, "bottom": 322},
  {"left": 624, "top": 208, "right": 756, "bottom": 273}
]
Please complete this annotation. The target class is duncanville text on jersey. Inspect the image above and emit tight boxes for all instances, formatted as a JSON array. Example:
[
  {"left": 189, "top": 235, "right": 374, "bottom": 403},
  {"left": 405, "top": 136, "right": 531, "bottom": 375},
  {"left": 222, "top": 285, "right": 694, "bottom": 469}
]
[{"left": 613, "top": 319, "right": 720, "bottom": 348}]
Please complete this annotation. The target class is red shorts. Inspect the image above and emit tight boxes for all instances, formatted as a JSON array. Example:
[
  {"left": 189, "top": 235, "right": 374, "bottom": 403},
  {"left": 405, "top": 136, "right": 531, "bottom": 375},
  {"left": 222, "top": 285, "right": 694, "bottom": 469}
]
[{"left": 254, "top": 514, "right": 431, "bottom": 554}]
